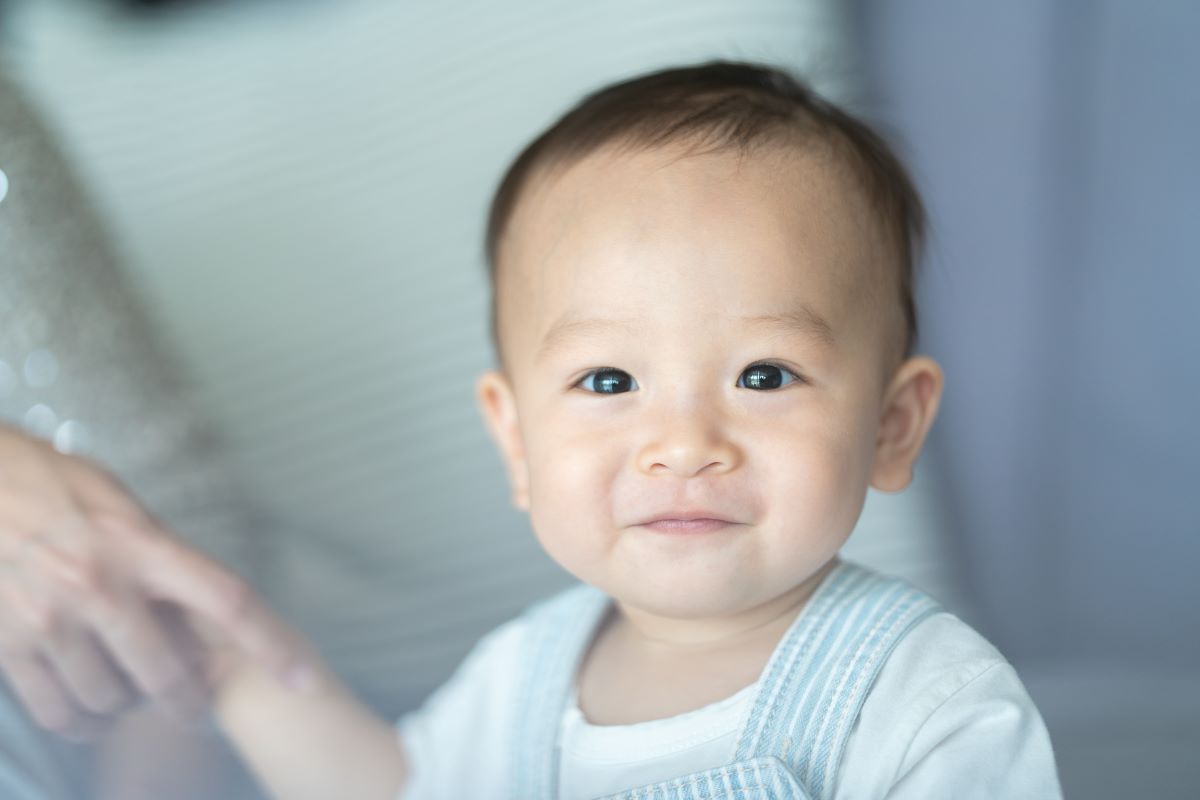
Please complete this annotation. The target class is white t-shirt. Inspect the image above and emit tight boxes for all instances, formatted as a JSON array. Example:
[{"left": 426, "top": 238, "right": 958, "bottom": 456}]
[{"left": 397, "top": 610, "right": 1062, "bottom": 799}]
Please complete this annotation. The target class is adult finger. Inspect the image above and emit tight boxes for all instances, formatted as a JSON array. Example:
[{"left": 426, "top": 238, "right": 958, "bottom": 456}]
[
  {"left": 0, "top": 652, "right": 110, "bottom": 741},
  {"left": 0, "top": 518, "right": 149, "bottom": 725},
  {"left": 56, "top": 451, "right": 149, "bottom": 522},
  {"left": 84, "top": 587, "right": 210, "bottom": 722},
  {"left": 107, "top": 517, "right": 318, "bottom": 691},
  {"left": 40, "top": 620, "right": 139, "bottom": 718}
]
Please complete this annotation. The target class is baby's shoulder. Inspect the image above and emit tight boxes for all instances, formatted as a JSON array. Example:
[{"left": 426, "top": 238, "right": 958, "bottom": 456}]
[
  {"left": 868, "top": 609, "right": 1017, "bottom": 724},
  {"left": 894, "top": 608, "right": 1004, "bottom": 665},
  {"left": 836, "top": 611, "right": 1059, "bottom": 796},
  {"left": 875, "top": 610, "right": 1010, "bottom": 708},
  {"left": 460, "top": 581, "right": 605, "bottom": 669},
  {"left": 396, "top": 584, "right": 598, "bottom": 741},
  {"left": 395, "top": 585, "right": 603, "bottom": 798},
  {"left": 843, "top": 611, "right": 1031, "bottom": 783}
]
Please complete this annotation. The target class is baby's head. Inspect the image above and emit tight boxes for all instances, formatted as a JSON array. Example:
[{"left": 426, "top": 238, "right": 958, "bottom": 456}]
[{"left": 476, "top": 61, "right": 943, "bottom": 622}]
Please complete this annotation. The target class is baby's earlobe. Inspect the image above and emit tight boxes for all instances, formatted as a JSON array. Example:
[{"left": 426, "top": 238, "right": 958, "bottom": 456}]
[{"left": 869, "top": 463, "right": 912, "bottom": 494}]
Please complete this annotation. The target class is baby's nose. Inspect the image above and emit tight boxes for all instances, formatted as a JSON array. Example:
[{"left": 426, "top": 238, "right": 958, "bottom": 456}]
[{"left": 635, "top": 413, "right": 740, "bottom": 477}]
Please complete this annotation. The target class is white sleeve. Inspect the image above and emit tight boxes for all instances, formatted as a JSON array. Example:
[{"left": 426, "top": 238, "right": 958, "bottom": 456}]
[
  {"left": 885, "top": 660, "right": 1063, "bottom": 799},
  {"left": 837, "top": 613, "right": 1063, "bottom": 799},
  {"left": 394, "top": 617, "right": 528, "bottom": 800}
]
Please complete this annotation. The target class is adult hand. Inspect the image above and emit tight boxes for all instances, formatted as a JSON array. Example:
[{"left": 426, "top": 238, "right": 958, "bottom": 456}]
[{"left": 0, "top": 424, "right": 313, "bottom": 741}]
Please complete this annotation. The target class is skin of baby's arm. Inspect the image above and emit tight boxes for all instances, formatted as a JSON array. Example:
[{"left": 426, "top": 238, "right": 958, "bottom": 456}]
[{"left": 210, "top": 622, "right": 409, "bottom": 800}]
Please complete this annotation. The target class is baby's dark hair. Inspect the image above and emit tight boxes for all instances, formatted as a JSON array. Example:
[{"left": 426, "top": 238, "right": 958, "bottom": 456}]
[{"left": 484, "top": 59, "right": 926, "bottom": 370}]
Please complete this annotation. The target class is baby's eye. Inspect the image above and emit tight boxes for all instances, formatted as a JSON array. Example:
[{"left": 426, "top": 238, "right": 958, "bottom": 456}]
[
  {"left": 576, "top": 368, "right": 638, "bottom": 394},
  {"left": 738, "top": 362, "right": 802, "bottom": 391}
]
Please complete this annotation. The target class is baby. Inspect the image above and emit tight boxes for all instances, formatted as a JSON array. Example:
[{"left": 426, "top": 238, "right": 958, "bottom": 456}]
[{"left": 212, "top": 61, "right": 1062, "bottom": 799}]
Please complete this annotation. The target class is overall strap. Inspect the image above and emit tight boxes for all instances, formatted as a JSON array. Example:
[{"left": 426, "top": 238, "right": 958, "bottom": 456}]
[
  {"left": 731, "top": 561, "right": 941, "bottom": 800},
  {"left": 511, "top": 582, "right": 612, "bottom": 800},
  {"left": 510, "top": 562, "right": 942, "bottom": 800}
]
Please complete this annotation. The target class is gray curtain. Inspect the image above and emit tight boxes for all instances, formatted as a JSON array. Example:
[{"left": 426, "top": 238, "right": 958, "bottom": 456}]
[
  {"left": 858, "top": 3, "right": 1200, "bottom": 796},
  {"left": 860, "top": 0, "right": 1200, "bottom": 670}
]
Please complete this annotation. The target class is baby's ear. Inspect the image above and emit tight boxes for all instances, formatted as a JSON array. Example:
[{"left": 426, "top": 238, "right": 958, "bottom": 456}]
[
  {"left": 869, "top": 356, "right": 944, "bottom": 493},
  {"left": 475, "top": 370, "right": 530, "bottom": 511}
]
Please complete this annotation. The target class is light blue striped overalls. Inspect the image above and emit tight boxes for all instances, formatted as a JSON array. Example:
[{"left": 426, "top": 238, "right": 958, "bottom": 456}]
[{"left": 511, "top": 559, "right": 941, "bottom": 800}]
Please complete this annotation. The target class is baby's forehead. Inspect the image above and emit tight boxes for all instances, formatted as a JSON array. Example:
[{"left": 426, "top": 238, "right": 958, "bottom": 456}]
[
  {"left": 499, "top": 142, "right": 886, "bottom": 309},
  {"left": 490, "top": 143, "right": 902, "bottom": 379}
]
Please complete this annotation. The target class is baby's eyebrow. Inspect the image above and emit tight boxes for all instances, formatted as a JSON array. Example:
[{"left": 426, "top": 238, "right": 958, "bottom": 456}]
[
  {"left": 741, "top": 307, "right": 837, "bottom": 348},
  {"left": 537, "top": 304, "right": 835, "bottom": 362},
  {"left": 537, "top": 315, "right": 643, "bottom": 362}
]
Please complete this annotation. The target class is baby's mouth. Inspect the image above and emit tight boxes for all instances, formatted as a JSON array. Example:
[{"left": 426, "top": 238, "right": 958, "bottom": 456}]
[
  {"left": 639, "top": 518, "right": 737, "bottom": 534},
  {"left": 633, "top": 508, "right": 743, "bottom": 534}
]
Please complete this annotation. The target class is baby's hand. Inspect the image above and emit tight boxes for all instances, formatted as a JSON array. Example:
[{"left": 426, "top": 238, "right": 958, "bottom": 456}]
[
  {"left": 186, "top": 603, "right": 323, "bottom": 705},
  {"left": 202, "top": 601, "right": 407, "bottom": 800}
]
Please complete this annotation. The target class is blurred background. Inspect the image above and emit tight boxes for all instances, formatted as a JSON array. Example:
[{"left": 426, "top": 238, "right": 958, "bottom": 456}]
[{"left": 0, "top": 0, "right": 1196, "bottom": 797}]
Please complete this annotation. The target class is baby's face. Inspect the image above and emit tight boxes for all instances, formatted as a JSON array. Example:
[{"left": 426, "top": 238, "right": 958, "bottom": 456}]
[{"left": 478, "top": 142, "right": 935, "bottom": 622}]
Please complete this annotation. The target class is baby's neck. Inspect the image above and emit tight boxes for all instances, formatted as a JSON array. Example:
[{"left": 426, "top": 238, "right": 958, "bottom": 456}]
[
  {"left": 616, "top": 560, "right": 836, "bottom": 655},
  {"left": 575, "top": 560, "right": 837, "bottom": 725}
]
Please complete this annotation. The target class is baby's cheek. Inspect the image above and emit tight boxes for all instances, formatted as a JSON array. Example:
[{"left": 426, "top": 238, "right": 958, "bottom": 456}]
[
  {"left": 525, "top": 441, "right": 615, "bottom": 562},
  {"left": 815, "top": 442, "right": 872, "bottom": 542},
  {"left": 770, "top": 435, "right": 863, "bottom": 532}
]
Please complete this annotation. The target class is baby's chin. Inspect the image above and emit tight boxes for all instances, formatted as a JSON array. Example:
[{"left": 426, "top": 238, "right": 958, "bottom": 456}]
[
  {"left": 596, "top": 570, "right": 781, "bottom": 622},
  {"left": 589, "top": 546, "right": 844, "bottom": 627}
]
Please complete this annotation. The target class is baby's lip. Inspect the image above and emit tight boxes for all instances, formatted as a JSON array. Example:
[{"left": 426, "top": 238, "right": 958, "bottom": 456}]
[{"left": 634, "top": 509, "right": 741, "bottom": 525}]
